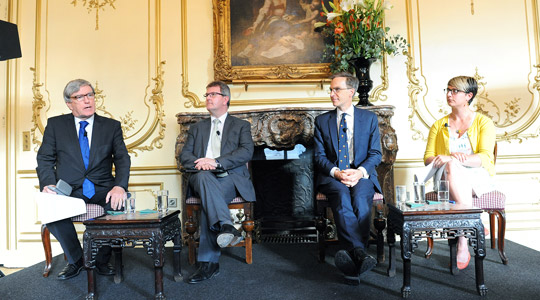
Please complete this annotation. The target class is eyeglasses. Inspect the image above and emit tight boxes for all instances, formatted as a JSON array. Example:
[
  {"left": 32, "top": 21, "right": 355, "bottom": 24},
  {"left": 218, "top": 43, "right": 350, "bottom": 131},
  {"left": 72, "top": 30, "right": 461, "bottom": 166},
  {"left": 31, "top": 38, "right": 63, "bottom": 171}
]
[
  {"left": 444, "top": 88, "right": 466, "bottom": 95},
  {"left": 328, "top": 87, "right": 351, "bottom": 94},
  {"left": 203, "top": 92, "right": 225, "bottom": 98},
  {"left": 70, "top": 92, "right": 95, "bottom": 102}
]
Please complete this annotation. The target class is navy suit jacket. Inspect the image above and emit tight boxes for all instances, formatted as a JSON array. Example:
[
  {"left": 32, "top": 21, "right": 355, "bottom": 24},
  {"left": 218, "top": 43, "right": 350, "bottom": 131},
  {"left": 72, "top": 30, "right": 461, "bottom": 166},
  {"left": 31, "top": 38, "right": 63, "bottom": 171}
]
[
  {"left": 36, "top": 113, "right": 131, "bottom": 196},
  {"left": 179, "top": 114, "right": 256, "bottom": 202},
  {"left": 313, "top": 107, "right": 382, "bottom": 192}
]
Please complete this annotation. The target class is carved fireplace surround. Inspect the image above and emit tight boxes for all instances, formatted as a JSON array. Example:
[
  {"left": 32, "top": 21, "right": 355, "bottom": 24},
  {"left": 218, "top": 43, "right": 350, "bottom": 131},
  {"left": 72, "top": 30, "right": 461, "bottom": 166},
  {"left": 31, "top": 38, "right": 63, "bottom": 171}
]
[{"left": 175, "top": 106, "right": 398, "bottom": 216}]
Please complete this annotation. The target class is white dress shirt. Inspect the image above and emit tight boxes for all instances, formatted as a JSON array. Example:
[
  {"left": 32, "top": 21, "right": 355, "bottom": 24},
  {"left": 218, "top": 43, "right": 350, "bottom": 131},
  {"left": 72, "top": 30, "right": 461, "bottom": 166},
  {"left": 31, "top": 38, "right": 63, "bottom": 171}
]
[{"left": 205, "top": 113, "right": 227, "bottom": 158}]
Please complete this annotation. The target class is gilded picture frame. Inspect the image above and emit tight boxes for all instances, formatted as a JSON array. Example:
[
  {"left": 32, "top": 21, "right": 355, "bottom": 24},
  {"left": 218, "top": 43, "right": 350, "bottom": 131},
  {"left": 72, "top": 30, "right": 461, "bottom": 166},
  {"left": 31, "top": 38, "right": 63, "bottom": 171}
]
[{"left": 213, "top": 0, "right": 332, "bottom": 82}]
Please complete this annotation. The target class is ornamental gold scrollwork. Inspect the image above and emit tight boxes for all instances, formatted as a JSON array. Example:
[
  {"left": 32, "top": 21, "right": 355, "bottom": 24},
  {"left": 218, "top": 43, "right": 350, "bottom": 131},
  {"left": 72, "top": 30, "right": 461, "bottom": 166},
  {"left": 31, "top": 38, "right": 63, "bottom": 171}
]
[
  {"left": 31, "top": 0, "right": 166, "bottom": 156},
  {"left": 70, "top": 0, "right": 116, "bottom": 30}
]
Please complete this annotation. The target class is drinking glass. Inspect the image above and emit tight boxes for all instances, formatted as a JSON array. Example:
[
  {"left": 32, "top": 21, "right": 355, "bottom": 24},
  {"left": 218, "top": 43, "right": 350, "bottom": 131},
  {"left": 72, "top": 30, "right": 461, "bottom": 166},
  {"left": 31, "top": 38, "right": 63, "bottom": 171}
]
[
  {"left": 395, "top": 185, "right": 407, "bottom": 208},
  {"left": 157, "top": 190, "right": 169, "bottom": 214},
  {"left": 414, "top": 182, "right": 426, "bottom": 204},
  {"left": 125, "top": 192, "right": 136, "bottom": 214},
  {"left": 438, "top": 180, "right": 450, "bottom": 204}
]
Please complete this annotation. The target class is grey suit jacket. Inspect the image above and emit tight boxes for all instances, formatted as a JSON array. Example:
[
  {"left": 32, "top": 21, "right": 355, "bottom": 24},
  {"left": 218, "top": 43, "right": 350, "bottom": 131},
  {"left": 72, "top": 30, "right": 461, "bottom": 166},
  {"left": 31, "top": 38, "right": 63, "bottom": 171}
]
[
  {"left": 36, "top": 113, "right": 131, "bottom": 194},
  {"left": 179, "top": 114, "right": 256, "bottom": 202}
]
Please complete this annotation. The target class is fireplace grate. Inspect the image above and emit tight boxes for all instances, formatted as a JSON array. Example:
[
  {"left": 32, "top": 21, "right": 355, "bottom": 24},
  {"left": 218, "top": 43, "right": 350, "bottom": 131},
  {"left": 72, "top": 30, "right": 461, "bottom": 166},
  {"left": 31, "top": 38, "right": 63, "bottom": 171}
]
[{"left": 260, "top": 233, "right": 317, "bottom": 244}]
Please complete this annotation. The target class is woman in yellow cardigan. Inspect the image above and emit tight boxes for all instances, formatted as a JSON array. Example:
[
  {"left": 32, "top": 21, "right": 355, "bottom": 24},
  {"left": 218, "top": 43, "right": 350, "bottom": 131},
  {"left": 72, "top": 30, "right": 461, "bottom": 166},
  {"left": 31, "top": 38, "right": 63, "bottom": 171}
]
[{"left": 424, "top": 75, "right": 496, "bottom": 270}]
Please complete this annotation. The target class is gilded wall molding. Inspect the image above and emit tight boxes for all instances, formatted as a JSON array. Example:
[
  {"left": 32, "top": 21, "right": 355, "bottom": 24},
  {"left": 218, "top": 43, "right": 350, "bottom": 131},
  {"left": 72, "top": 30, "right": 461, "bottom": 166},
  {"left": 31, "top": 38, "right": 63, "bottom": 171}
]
[
  {"left": 30, "top": 0, "right": 166, "bottom": 156},
  {"left": 405, "top": 0, "right": 540, "bottom": 142}
]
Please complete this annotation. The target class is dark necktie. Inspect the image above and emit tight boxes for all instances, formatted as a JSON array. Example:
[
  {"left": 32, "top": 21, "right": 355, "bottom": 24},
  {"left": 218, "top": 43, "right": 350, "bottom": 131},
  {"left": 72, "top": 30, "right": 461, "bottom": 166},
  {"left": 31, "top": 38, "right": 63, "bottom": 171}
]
[
  {"left": 79, "top": 121, "right": 95, "bottom": 199},
  {"left": 338, "top": 113, "right": 350, "bottom": 170}
]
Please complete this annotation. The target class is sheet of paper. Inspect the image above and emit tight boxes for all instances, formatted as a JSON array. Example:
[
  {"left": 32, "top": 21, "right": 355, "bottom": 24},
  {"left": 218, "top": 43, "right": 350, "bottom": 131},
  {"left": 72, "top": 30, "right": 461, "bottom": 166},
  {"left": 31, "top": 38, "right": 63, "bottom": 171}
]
[{"left": 35, "top": 192, "right": 86, "bottom": 224}]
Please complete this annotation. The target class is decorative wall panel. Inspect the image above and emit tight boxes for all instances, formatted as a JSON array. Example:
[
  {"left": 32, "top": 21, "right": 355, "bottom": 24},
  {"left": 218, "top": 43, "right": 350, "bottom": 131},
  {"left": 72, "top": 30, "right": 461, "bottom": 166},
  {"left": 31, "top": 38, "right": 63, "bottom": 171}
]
[{"left": 406, "top": 0, "right": 540, "bottom": 142}]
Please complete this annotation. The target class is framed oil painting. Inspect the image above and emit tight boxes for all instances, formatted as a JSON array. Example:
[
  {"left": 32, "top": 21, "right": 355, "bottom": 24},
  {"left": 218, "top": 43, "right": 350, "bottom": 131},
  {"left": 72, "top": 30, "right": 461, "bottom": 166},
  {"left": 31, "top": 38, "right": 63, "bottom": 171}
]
[{"left": 213, "top": 0, "right": 333, "bottom": 82}]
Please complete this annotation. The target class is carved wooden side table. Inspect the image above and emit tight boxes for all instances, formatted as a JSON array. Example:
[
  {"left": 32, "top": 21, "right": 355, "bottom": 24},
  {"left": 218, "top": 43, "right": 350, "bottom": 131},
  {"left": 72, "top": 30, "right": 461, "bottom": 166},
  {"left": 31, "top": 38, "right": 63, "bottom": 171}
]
[
  {"left": 386, "top": 203, "right": 487, "bottom": 298},
  {"left": 83, "top": 210, "right": 182, "bottom": 300}
]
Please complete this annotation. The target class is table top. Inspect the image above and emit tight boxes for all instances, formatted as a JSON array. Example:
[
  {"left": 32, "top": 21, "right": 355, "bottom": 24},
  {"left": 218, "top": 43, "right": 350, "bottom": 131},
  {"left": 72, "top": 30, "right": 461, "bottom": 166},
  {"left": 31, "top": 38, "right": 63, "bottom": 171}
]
[
  {"left": 83, "top": 209, "right": 180, "bottom": 225},
  {"left": 388, "top": 202, "right": 483, "bottom": 216}
]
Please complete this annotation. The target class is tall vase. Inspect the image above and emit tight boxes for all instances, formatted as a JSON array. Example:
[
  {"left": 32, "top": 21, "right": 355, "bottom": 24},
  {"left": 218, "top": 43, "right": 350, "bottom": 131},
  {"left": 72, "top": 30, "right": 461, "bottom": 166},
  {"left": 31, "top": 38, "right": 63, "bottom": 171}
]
[{"left": 350, "top": 57, "right": 376, "bottom": 106}]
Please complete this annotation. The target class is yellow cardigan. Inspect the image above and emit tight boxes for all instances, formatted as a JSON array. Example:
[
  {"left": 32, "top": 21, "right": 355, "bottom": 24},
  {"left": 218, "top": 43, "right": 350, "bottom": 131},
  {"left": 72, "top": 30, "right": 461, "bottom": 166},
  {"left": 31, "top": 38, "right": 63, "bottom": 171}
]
[{"left": 424, "top": 113, "right": 496, "bottom": 176}]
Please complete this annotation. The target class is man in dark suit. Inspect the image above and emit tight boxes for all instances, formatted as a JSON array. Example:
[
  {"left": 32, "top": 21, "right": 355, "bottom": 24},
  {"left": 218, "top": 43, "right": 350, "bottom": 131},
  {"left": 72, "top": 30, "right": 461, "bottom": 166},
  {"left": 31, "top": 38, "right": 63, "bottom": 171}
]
[
  {"left": 313, "top": 72, "right": 382, "bottom": 285},
  {"left": 179, "top": 81, "right": 255, "bottom": 284},
  {"left": 36, "top": 79, "right": 131, "bottom": 280}
]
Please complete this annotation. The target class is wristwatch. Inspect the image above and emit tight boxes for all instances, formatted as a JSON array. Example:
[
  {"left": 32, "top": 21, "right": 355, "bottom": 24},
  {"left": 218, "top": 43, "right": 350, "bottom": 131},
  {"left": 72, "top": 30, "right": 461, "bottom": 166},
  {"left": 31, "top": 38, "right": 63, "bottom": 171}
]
[{"left": 215, "top": 159, "right": 223, "bottom": 169}]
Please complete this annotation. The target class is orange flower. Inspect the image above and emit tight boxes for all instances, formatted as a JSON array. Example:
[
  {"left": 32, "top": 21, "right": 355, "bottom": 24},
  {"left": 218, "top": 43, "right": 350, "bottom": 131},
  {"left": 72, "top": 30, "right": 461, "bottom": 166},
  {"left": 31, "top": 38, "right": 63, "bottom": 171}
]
[
  {"left": 335, "top": 27, "right": 344, "bottom": 34},
  {"left": 320, "top": 11, "right": 325, "bottom": 17}
]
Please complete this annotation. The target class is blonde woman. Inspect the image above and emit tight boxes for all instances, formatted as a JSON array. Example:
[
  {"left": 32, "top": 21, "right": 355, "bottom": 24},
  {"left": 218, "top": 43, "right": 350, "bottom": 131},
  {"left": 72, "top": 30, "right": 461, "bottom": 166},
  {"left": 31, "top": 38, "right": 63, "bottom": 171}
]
[{"left": 424, "top": 75, "right": 496, "bottom": 270}]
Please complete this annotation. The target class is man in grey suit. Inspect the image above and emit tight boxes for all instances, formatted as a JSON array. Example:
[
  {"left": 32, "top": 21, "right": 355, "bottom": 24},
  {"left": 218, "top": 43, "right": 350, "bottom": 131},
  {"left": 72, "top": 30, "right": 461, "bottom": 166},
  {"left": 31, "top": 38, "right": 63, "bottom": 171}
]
[
  {"left": 37, "top": 79, "right": 131, "bottom": 280},
  {"left": 179, "top": 81, "right": 256, "bottom": 284},
  {"left": 314, "top": 72, "right": 382, "bottom": 285}
]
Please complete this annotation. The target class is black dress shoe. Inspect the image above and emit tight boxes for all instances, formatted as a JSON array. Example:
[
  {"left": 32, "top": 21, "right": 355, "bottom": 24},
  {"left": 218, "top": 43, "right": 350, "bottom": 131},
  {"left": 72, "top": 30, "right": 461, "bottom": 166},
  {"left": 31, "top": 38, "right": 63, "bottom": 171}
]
[
  {"left": 353, "top": 248, "right": 377, "bottom": 275},
  {"left": 57, "top": 258, "right": 83, "bottom": 280},
  {"left": 188, "top": 262, "right": 220, "bottom": 284},
  {"left": 217, "top": 224, "right": 243, "bottom": 248},
  {"left": 334, "top": 250, "right": 359, "bottom": 285},
  {"left": 96, "top": 262, "right": 116, "bottom": 276}
]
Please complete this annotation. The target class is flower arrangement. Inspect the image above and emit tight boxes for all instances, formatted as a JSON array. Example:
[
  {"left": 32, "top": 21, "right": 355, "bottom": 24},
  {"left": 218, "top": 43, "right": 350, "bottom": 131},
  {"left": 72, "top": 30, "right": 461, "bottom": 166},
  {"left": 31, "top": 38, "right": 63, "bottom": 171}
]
[{"left": 315, "top": 0, "right": 407, "bottom": 73}]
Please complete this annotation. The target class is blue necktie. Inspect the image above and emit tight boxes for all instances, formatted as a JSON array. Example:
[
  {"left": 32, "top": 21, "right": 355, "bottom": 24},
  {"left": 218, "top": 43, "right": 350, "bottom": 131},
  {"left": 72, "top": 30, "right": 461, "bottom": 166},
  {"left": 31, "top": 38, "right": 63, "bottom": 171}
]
[
  {"left": 338, "top": 113, "right": 350, "bottom": 170},
  {"left": 79, "top": 121, "right": 95, "bottom": 199}
]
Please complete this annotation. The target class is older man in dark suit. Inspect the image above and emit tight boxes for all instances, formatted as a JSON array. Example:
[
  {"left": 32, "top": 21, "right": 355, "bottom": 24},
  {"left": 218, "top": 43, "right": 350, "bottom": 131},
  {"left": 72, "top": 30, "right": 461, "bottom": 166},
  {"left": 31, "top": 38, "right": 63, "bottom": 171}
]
[
  {"left": 179, "top": 81, "right": 255, "bottom": 284},
  {"left": 37, "top": 79, "right": 131, "bottom": 280},
  {"left": 314, "top": 72, "right": 382, "bottom": 285}
]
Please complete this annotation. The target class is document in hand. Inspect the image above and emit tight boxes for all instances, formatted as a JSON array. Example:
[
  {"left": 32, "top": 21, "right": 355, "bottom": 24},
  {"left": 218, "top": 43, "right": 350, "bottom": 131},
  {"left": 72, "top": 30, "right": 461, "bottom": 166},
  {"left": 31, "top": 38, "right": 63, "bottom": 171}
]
[
  {"left": 414, "top": 161, "right": 446, "bottom": 184},
  {"left": 35, "top": 192, "right": 86, "bottom": 224}
]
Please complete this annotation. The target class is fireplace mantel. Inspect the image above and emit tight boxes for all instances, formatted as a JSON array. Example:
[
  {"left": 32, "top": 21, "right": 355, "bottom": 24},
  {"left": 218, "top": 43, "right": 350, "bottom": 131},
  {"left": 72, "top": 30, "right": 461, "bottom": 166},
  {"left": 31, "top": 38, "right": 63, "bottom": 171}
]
[{"left": 175, "top": 106, "right": 398, "bottom": 203}]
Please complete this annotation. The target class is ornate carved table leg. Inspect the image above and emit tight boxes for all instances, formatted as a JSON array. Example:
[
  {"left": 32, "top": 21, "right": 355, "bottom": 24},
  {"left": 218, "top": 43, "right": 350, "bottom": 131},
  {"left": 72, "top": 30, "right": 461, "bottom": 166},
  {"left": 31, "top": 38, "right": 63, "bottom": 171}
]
[
  {"left": 387, "top": 225, "right": 396, "bottom": 277},
  {"left": 173, "top": 233, "right": 183, "bottom": 282},
  {"left": 400, "top": 226, "right": 412, "bottom": 298},
  {"left": 474, "top": 223, "right": 488, "bottom": 296},
  {"left": 114, "top": 247, "right": 123, "bottom": 284},
  {"left": 154, "top": 267, "right": 165, "bottom": 300},
  {"left": 448, "top": 238, "right": 459, "bottom": 275},
  {"left": 84, "top": 231, "right": 97, "bottom": 300},
  {"left": 86, "top": 268, "right": 97, "bottom": 300}
]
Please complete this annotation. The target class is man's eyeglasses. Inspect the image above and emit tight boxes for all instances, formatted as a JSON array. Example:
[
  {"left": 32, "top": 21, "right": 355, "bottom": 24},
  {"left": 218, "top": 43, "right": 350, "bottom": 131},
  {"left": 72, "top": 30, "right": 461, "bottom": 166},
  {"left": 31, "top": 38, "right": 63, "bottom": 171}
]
[
  {"left": 328, "top": 87, "right": 352, "bottom": 94},
  {"left": 444, "top": 88, "right": 467, "bottom": 95},
  {"left": 203, "top": 92, "right": 225, "bottom": 98},
  {"left": 70, "top": 92, "right": 95, "bottom": 102}
]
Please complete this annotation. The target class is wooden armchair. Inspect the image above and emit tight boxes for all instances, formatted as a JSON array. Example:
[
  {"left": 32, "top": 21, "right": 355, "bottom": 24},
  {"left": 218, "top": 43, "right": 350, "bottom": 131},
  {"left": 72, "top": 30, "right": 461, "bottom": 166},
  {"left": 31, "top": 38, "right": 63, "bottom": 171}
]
[
  {"left": 184, "top": 195, "right": 254, "bottom": 265},
  {"left": 41, "top": 203, "right": 105, "bottom": 277},
  {"left": 315, "top": 192, "right": 386, "bottom": 263}
]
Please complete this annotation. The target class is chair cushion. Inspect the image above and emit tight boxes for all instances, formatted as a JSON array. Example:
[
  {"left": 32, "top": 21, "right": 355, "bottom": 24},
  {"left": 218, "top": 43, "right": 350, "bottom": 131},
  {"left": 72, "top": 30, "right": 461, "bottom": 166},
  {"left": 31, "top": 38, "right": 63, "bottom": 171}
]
[
  {"left": 316, "top": 192, "right": 384, "bottom": 202},
  {"left": 186, "top": 196, "right": 247, "bottom": 205},
  {"left": 71, "top": 204, "right": 105, "bottom": 222},
  {"left": 425, "top": 190, "right": 505, "bottom": 210}
]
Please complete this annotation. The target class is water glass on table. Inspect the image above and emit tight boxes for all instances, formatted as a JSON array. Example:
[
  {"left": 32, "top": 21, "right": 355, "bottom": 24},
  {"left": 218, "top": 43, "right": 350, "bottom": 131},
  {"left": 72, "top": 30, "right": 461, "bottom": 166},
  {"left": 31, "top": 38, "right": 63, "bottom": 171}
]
[
  {"left": 125, "top": 191, "right": 136, "bottom": 214},
  {"left": 413, "top": 182, "right": 426, "bottom": 204},
  {"left": 395, "top": 185, "right": 407, "bottom": 209},
  {"left": 438, "top": 180, "right": 450, "bottom": 204},
  {"left": 157, "top": 190, "right": 169, "bottom": 214}
]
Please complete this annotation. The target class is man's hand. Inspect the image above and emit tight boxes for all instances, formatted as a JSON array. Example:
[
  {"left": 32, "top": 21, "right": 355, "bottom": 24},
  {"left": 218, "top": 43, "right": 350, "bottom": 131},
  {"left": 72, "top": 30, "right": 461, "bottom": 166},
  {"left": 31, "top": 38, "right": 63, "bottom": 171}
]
[
  {"left": 43, "top": 185, "right": 57, "bottom": 194},
  {"left": 106, "top": 186, "right": 125, "bottom": 210},
  {"left": 336, "top": 169, "right": 363, "bottom": 188},
  {"left": 194, "top": 158, "right": 218, "bottom": 170}
]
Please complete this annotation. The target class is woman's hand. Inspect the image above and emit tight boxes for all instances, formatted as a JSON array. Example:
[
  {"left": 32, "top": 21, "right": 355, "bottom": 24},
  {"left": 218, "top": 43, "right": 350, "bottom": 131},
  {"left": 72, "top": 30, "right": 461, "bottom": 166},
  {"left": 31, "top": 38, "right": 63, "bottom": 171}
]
[
  {"left": 451, "top": 152, "right": 468, "bottom": 163},
  {"left": 432, "top": 155, "right": 452, "bottom": 168}
]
